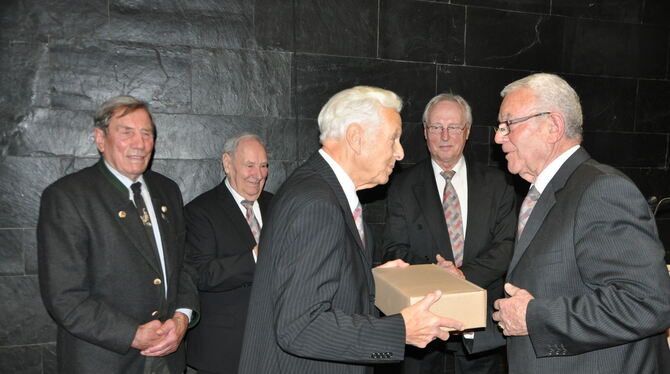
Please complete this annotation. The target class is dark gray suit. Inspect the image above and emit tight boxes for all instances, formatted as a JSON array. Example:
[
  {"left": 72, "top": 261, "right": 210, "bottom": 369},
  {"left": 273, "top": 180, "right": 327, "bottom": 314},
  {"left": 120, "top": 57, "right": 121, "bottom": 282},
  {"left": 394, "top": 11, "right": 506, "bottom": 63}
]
[
  {"left": 382, "top": 157, "right": 516, "bottom": 373},
  {"left": 505, "top": 148, "right": 670, "bottom": 373},
  {"left": 38, "top": 160, "right": 199, "bottom": 374},
  {"left": 184, "top": 180, "right": 272, "bottom": 373},
  {"left": 238, "top": 152, "right": 406, "bottom": 374}
]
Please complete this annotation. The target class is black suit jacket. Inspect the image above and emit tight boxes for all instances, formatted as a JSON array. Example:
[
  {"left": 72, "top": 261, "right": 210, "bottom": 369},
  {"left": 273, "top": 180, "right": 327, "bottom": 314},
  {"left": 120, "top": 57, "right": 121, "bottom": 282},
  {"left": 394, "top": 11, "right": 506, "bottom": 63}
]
[
  {"left": 37, "top": 160, "right": 199, "bottom": 374},
  {"left": 501, "top": 147, "right": 670, "bottom": 373},
  {"left": 382, "top": 157, "right": 517, "bottom": 288},
  {"left": 184, "top": 179, "right": 272, "bottom": 373},
  {"left": 238, "top": 152, "right": 406, "bottom": 374},
  {"left": 382, "top": 157, "right": 517, "bottom": 358}
]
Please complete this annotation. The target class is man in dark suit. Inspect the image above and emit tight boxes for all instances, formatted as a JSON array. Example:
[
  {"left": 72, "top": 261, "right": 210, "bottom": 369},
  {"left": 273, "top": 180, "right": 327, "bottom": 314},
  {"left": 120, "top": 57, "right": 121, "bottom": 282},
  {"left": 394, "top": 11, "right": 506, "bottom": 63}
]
[
  {"left": 238, "top": 86, "right": 464, "bottom": 374},
  {"left": 382, "top": 94, "right": 517, "bottom": 374},
  {"left": 37, "top": 95, "right": 199, "bottom": 374},
  {"left": 184, "top": 133, "right": 273, "bottom": 374},
  {"left": 490, "top": 73, "right": 670, "bottom": 373}
]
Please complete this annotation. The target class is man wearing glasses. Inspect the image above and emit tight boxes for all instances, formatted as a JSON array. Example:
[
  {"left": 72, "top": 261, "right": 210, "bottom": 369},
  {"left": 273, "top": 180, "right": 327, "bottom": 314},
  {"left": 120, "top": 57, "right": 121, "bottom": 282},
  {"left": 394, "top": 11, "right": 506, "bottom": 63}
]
[
  {"left": 490, "top": 73, "right": 670, "bottom": 373},
  {"left": 382, "top": 93, "right": 517, "bottom": 374}
]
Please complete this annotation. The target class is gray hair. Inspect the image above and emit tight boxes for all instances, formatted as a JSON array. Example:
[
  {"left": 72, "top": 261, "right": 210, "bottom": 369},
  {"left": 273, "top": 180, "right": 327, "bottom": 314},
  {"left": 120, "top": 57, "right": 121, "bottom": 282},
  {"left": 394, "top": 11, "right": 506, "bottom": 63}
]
[
  {"left": 422, "top": 93, "right": 473, "bottom": 127},
  {"left": 93, "top": 95, "right": 154, "bottom": 132},
  {"left": 501, "top": 73, "right": 583, "bottom": 140},
  {"left": 223, "top": 132, "right": 265, "bottom": 158},
  {"left": 317, "top": 86, "right": 403, "bottom": 143}
]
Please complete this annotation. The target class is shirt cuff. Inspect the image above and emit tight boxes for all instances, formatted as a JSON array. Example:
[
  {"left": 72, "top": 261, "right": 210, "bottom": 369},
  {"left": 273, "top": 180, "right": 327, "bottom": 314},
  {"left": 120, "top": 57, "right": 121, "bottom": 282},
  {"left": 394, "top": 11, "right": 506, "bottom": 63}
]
[{"left": 175, "top": 308, "right": 193, "bottom": 323}]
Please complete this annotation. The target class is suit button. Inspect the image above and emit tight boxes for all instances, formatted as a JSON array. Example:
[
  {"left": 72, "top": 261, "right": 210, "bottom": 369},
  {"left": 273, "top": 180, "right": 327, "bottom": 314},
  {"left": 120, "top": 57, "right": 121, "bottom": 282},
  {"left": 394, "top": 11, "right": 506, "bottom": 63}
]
[
  {"left": 151, "top": 311, "right": 158, "bottom": 316},
  {"left": 153, "top": 278, "right": 162, "bottom": 285}
]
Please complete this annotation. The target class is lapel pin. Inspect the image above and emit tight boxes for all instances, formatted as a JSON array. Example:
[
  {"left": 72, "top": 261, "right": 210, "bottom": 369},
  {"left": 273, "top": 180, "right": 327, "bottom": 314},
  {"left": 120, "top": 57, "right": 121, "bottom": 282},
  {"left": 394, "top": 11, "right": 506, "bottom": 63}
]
[
  {"left": 161, "top": 206, "right": 168, "bottom": 213},
  {"left": 118, "top": 211, "right": 127, "bottom": 218}
]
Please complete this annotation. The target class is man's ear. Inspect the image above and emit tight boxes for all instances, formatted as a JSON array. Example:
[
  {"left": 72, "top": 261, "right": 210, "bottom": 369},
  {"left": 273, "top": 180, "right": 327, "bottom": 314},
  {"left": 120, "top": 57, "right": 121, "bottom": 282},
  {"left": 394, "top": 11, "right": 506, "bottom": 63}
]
[
  {"left": 345, "top": 123, "right": 364, "bottom": 155},
  {"left": 94, "top": 128, "right": 105, "bottom": 153},
  {"left": 546, "top": 112, "right": 565, "bottom": 143},
  {"left": 222, "top": 153, "right": 232, "bottom": 174}
]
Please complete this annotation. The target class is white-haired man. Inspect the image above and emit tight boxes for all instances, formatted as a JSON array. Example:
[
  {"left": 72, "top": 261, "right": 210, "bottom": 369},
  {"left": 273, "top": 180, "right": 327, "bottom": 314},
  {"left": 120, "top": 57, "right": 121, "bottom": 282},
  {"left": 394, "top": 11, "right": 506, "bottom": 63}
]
[
  {"left": 238, "top": 86, "right": 463, "bottom": 374},
  {"left": 490, "top": 73, "right": 670, "bottom": 373}
]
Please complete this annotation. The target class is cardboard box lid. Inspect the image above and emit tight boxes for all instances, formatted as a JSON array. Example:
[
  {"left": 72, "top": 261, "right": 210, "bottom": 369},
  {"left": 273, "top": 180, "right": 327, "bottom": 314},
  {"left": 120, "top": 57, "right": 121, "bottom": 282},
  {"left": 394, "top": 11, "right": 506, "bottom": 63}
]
[{"left": 373, "top": 264, "right": 487, "bottom": 331}]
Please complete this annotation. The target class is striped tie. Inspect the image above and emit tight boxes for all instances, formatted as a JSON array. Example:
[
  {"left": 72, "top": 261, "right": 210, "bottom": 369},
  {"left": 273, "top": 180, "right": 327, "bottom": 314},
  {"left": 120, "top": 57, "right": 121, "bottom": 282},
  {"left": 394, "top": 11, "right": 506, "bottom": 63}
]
[
  {"left": 441, "top": 170, "right": 464, "bottom": 267},
  {"left": 241, "top": 200, "right": 261, "bottom": 244},
  {"left": 353, "top": 202, "right": 365, "bottom": 247},
  {"left": 517, "top": 186, "right": 540, "bottom": 237}
]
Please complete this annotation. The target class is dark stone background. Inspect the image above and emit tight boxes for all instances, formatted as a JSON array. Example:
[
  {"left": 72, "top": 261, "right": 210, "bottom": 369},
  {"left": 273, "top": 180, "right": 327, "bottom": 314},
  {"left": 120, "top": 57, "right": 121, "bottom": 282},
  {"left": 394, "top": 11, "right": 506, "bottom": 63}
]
[{"left": 1, "top": 0, "right": 669, "bottom": 372}]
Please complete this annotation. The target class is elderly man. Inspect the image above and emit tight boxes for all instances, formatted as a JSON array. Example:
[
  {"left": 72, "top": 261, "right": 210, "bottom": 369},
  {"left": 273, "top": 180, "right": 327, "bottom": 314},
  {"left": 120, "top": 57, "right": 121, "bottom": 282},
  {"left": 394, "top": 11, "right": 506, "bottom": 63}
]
[
  {"left": 37, "top": 95, "right": 199, "bottom": 373},
  {"left": 490, "top": 73, "right": 670, "bottom": 373},
  {"left": 238, "top": 86, "right": 464, "bottom": 374},
  {"left": 184, "top": 133, "right": 273, "bottom": 374},
  {"left": 382, "top": 94, "right": 516, "bottom": 374}
]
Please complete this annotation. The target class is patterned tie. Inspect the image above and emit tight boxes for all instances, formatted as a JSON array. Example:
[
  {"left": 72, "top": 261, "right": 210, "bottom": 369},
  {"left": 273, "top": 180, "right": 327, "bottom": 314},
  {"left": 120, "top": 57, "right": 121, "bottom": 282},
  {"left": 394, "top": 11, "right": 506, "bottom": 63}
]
[
  {"left": 241, "top": 200, "right": 261, "bottom": 244},
  {"left": 441, "top": 170, "right": 464, "bottom": 267},
  {"left": 353, "top": 202, "right": 365, "bottom": 247},
  {"left": 517, "top": 185, "right": 540, "bottom": 237},
  {"left": 130, "top": 182, "right": 160, "bottom": 258}
]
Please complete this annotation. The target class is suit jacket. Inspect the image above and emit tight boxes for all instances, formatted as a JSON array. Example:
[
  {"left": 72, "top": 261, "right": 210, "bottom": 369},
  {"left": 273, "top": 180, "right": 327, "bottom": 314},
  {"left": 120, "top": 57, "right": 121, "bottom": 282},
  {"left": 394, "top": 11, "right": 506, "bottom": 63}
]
[
  {"left": 37, "top": 160, "right": 199, "bottom": 374},
  {"left": 382, "top": 157, "right": 516, "bottom": 357},
  {"left": 184, "top": 179, "right": 272, "bottom": 373},
  {"left": 238, "top": 152, "right": 406, "bottom": 374},
  {"left": 382, "top": 157, "right": 517, "bottom": 288},
  {"left": 505, "top": 148, "right": 670, "bottom": 373}
]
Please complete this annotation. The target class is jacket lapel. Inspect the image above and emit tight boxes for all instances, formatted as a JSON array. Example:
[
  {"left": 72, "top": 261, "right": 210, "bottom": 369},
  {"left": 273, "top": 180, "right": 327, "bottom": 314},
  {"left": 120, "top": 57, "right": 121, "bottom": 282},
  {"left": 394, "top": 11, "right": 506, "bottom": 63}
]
[
  {"left": 413, "top": 160, "right": 453, "bottom": 260},
  {"left": 310, "top": 153, "right": 374, "bottom": 284},
  {"left": 97, "top": 161, "right": 162, "bottom": 274},
  {"left": 217, "top": 181, "right": 257, "bottom": 246},
  {"left": 507, "top": 148, "right": 591, "bottom": 275},
  {"left": 463, "top": 160, "right": 485, "bottom": 264}
]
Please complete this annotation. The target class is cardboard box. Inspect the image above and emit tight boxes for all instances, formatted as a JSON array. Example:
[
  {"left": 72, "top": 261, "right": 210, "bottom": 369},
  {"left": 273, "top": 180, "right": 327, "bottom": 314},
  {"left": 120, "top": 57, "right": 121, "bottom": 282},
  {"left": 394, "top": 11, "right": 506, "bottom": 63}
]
[{"left": 373, "top": 264, "right": 487, "bottom": 331}]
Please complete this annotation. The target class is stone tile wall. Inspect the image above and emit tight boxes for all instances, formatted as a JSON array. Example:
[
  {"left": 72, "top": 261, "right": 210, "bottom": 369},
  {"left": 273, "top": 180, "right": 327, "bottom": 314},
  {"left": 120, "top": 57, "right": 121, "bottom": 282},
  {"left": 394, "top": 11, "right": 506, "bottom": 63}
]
[{"left": 1, "top": 0, "right": 669, "bottom": 372}]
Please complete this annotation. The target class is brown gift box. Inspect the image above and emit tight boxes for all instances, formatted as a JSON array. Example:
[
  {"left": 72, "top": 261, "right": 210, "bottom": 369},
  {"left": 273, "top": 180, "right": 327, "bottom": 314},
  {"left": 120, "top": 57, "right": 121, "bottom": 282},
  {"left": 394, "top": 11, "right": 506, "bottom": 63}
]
[{"left": 372, "top": 264, "right": 487, "bottom": 331}]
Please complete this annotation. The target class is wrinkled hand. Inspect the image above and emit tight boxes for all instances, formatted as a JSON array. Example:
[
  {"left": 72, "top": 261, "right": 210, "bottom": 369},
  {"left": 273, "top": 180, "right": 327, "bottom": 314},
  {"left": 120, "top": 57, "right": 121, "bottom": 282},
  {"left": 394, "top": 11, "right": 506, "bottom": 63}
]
[
  {"left": 435, "top": 254, "right": 464, "bottom": 279},
  {"left": 140, "top": 312, "right": 189, "bottom": 357},
  {"left": 401, "top": 290, "right": 464, "bottom": 348},
  {"left": 375, "top": 259, "right": 410, "bottom": 269},
  {"left": 492, "top": 283, "right": 534, "bottom": 336},
  {"left": 131, "top": 320, "right": 163, "bottom": 351}
]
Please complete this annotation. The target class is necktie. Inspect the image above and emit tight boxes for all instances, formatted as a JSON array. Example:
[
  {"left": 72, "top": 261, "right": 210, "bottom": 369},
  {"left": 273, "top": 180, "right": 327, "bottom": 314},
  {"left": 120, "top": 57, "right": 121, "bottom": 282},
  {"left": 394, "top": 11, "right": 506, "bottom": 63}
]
[
  {"left": 353, "top": 202, "right": 365, "bottom": 247},
  {"left": 441, "top": 170, "right": 464, "bottom": 267},
  {"left": 130, "top": 182, "right": 160, "bottom": 258},
  {"left": 241, "top": 200, "right": 261, "bottom": 244},
  {"left": 517, "top": 185, "right": 540, "bottom": 237}
]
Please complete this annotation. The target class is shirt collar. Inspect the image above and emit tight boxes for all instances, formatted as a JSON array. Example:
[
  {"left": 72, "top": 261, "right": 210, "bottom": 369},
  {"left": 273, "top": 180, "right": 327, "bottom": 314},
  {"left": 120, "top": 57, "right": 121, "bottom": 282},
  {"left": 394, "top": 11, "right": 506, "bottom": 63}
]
[
  {"left": 533, "top": 145, "right": 581, "bottom": 193},
  {"left": 103, "top": 160, "right": 146, "bottom": 195},
  {"left": 431, "top": 155, "right": 465, "bottom": 179},
  {"left": 318, "top": 149, "right": 360, "bottom": 214},
  {"left": 225, "top": 177, "right": 251, "bottom": 205}
]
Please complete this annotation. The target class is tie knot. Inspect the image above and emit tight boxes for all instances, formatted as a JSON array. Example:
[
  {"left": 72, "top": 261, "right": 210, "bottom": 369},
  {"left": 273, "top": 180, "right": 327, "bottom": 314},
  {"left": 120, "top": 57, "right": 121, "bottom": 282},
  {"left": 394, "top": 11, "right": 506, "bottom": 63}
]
[
  {"left": 241, "top": 200, "right": 254, "bottom": 209},
  {"left": 131, "top": 182, "right": 142, "bottom": 195},
  {"left": 527, "top": 186, "right": 540, "bottom": 201},
  {"left": 441, "top": 170, "right": 456, "bottom": 182}
]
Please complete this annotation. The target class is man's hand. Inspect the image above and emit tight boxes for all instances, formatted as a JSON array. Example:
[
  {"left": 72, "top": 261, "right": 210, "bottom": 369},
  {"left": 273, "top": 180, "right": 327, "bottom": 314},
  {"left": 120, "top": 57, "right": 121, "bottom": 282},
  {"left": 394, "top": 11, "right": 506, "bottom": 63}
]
[
  {"left": 401, "top": 290, "right": 464, "bottom": 348},
  {"left": 140, "top": 312, "right": 189, "bottom": 357},
  {"left": 131, "top": 320, "right": 163, "bottom": 351},
  {"left": 492, "top": 283, "right": 534, "bottom": 336},
  {"left": 435, "top": 254, "right": 464, "bottom": 279},
  {"left": 375, "top": 259, "right": 410, "bottom": 269}
]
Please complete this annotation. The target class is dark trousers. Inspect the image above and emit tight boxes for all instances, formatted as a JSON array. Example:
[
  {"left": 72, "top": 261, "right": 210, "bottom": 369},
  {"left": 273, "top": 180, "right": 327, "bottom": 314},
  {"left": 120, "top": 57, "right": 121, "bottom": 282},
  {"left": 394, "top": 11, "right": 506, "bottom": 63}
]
[{"left": 375, "top": 339, "right": 507, "bottom": 374}]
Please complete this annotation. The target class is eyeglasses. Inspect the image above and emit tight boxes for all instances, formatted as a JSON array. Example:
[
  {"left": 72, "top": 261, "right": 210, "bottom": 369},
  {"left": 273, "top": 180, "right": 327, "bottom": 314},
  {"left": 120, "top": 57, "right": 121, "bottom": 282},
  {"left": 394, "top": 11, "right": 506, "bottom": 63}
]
[
  {"left": 492, "top": 112, "right": 551, "bottom": 136},
  {"left": 425, "top": 124, "right": 467, "bottom": 136}
]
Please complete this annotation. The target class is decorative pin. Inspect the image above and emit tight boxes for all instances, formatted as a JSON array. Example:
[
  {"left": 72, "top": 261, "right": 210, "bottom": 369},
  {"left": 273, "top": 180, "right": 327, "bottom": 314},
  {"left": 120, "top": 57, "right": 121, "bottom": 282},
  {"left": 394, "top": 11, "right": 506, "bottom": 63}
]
[
  {"left": 161, "top": 206, "right": 168, "bottom": 213},
  {"left": 118, "top": 211, "right": 127, "bottom": 218}
]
